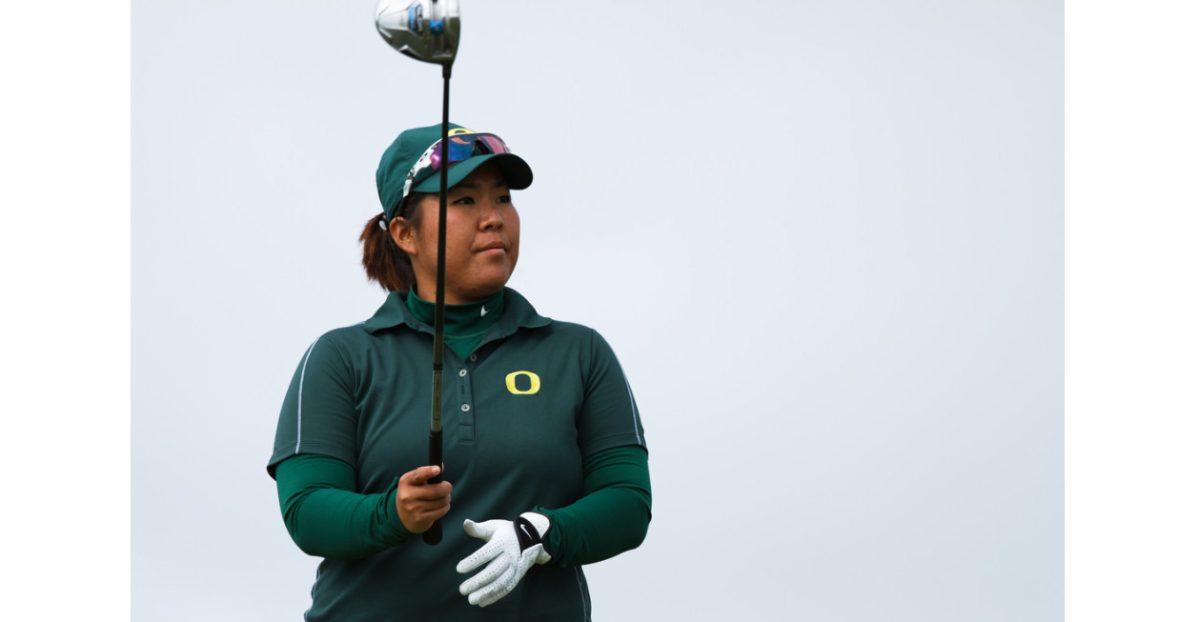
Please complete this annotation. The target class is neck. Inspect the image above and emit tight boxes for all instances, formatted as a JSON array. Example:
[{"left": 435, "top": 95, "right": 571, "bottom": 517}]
[{"left": 414, "top": 280, "right": 501, "bottom": 305}]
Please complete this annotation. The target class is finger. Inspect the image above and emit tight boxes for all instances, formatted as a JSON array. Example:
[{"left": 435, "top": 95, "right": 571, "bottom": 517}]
[
  {"left": 420, "top": 482, "right": 454, "bottom": 501},
  {"left": 405, "top": 465, "right": 439, "bottom": 485},
  {"left": 470, "top": 567, "right": 516, "bottom": 607},
  {"left": 458, "top": 554, "right": 509, "bottom": 596},
  {"left": 404, "top": 483, "right": 452, "bottom": 501},
  {"left": 462, "top": 518, "right": 496, "bottom": 540},
  {"left": 456, "top": 539, "right": 502, "bottom": 574},
  {"left": 418, "top": 501, "right": 451, "bottom": 521},
  {"left": 404, "top": 465, "right": 441, "bottom": 485},
  {"left": 402, "top": 499, "right": 447, "bottom": 519}
]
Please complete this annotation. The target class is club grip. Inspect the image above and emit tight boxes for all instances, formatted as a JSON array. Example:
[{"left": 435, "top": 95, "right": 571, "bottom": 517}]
[{"left": 422, "top": 429, "right": 444, "bottom": 545}]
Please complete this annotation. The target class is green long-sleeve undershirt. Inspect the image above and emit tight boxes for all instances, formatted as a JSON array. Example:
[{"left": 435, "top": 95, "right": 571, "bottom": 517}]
[
  {"left": 534, "top": 444, "right": 652, "bottom": 567},
  {"left": 274, "top": 456, "right": 410, "bottom": 559},
  {"left": 273, "top": 443, "right": 651, "bottom": 564}
]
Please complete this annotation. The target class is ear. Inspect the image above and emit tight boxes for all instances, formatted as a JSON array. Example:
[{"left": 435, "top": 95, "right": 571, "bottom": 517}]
[{"left": 389, "top": 217, "right": 419, "bottom": 256}]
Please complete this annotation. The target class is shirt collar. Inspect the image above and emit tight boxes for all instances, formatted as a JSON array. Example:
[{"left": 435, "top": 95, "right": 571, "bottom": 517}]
[
  {"left": 362, "top": 285, "right": 552, "bottom": 336},
  {"left": 403, "top": 284, "right": 504, "bottom": 332}
]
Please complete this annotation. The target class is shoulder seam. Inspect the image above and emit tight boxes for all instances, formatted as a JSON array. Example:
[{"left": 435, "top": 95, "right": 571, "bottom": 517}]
[{"left": 322, "top": 330, "right": 357, "bottom": 381}]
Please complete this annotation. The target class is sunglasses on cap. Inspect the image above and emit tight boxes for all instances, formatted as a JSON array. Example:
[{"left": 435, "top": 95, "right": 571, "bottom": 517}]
[{"left": 401, "top": 132, "right": 511, "bottom": 200}]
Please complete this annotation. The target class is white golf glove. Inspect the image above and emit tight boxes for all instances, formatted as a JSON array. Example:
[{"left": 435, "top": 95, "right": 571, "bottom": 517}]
[{"left": 456, "top": 511, "right": 552, "bottom": 607}]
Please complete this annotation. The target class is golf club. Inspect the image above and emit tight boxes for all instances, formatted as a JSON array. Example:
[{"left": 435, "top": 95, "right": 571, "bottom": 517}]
[{"left": 375, "top": 0, "right": 462, "bottom": 546}]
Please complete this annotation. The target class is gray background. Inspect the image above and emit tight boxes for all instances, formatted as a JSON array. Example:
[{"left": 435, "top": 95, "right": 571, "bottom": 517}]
[{"left": 133, "top": 1, "right": 1062, "bottom": 619}]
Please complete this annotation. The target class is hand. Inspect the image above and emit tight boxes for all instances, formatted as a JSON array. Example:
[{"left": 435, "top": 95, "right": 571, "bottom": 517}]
[
  {"left": 455, "top": 512, "right": 552, "bottom": 607},
  {"left": 394, "top": 465, "right": 452, "bottom": 534}
]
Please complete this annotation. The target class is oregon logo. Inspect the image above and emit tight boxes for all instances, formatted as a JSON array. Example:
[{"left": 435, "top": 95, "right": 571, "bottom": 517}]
[{"left": 504, "top": 371, "right": 541, "bottom": 395}]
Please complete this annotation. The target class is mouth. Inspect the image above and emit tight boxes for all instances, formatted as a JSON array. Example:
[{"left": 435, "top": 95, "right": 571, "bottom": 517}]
[{"left": 476, "top": 242, "right": 507, "bottom": 253}]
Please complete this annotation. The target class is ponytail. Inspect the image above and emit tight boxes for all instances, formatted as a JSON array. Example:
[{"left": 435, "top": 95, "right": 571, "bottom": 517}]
[{"left": 360, "top": 193, "right": 429, "bottom": 292}]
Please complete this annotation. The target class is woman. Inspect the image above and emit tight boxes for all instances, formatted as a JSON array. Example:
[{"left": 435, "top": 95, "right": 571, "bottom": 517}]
[{"left": 266, "top": 122, "right": 652, "bottom": 621}]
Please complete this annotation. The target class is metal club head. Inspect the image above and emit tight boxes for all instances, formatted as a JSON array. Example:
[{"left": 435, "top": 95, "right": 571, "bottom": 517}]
[{"left": 375, "top": 0, "right": 461, "bottom": 66}]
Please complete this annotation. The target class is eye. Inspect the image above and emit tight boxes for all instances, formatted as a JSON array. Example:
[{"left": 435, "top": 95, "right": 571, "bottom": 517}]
[
  {"left": 453, "top": 196, "right": 475, "bottom": 205},
  {"left": 498, "top": 194, "right": 512, "bottom": 204}
]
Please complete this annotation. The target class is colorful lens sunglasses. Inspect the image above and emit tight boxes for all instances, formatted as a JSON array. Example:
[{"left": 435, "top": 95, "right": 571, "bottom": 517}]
[
  {"left": 427, "top": 132, "right": 508, "bottom": 170},
  {"left": 401, "top": 132, "right": 511, "bottom": 201}
]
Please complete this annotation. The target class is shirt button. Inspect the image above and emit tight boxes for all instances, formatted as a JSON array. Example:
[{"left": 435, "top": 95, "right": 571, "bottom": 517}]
[
  {"left": 458, "top": 368, "right": 467, "bottom": 377},
  {"left": 461, "top": 404, "right": 471, "bottom": 412},
  {"left": 469, "top": 353, "right": 478, "bottom": 362}
]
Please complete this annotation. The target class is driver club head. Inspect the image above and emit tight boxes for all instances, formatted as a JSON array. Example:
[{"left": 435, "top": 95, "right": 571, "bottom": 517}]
[{"left": 375, "top": 0, "right": 461, "bottom": 66}]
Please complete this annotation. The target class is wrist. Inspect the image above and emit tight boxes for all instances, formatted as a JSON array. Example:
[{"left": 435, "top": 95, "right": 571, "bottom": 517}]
[
  {"left": 382, "top": 477, "right": 413, "bottom": 542},
  {"left": 516, "top": 511, "right": 552, "bottom": 564},
  {"left": 519, "top": 511, "right": 551, "bottom": 538}
]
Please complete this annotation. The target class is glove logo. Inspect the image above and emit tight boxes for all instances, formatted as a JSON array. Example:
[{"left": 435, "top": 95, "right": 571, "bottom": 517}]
[{"left": 504, "top": 370, "right": 541, "bottom": 395}]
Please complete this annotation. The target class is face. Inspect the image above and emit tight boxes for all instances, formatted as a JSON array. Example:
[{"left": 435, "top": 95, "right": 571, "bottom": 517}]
[{"left": 389, "top": 160, "right": 520, "bottom": 303}]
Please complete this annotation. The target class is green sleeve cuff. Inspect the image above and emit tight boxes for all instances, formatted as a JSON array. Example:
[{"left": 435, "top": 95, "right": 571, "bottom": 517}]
[
  {"left": 276, "top": 453, "right": 413, "bottom": 558},
  {"left": 380, "top": 476, "right": 414, "bottom": 542},
  {"left": 535, "top": 507, "right": 565, "bottom": 560}
]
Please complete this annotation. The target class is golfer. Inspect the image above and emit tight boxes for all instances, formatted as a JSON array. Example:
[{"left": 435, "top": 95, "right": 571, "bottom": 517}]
[{"left": 266, "top": 123, "right": 651, "bottom": 621}]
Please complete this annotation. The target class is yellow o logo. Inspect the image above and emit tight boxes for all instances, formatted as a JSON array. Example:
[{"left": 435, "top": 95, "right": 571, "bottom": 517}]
[{"left": 505, "top": 371, "right": 541, "bottom": 395}]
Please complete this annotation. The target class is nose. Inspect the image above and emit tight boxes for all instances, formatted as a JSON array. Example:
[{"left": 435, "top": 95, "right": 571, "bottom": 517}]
[{"left": 479, "top": 200, "right": 504, "bottom": 230}]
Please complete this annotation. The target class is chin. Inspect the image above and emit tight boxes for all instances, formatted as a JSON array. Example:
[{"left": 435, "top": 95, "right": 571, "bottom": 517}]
[{"left": 464, "top": 270, "right": 511, "bottom": 296}]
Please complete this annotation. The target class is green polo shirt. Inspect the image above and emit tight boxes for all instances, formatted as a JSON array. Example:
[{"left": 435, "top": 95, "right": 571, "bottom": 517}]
[{"left": 266, "top": 286, "right": 648, "bottom": 621}]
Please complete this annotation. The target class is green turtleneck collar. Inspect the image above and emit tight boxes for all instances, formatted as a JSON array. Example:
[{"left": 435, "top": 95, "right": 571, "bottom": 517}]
[{"left": 403, "top": 286, "right": 505, "bottom": 339}]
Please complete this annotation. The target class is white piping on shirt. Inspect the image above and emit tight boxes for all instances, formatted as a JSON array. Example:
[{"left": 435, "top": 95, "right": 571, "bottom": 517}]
[
  {"left": 294, "top": 339, "right": 319, "bottom": 454},
  {"left": 613, "top": 356, "right": 643, "bottom": 446}
]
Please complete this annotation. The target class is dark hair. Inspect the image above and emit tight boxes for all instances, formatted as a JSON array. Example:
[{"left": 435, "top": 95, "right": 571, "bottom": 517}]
[{"left": 360, "top": 192, "right": 432, "bottom": 292}]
